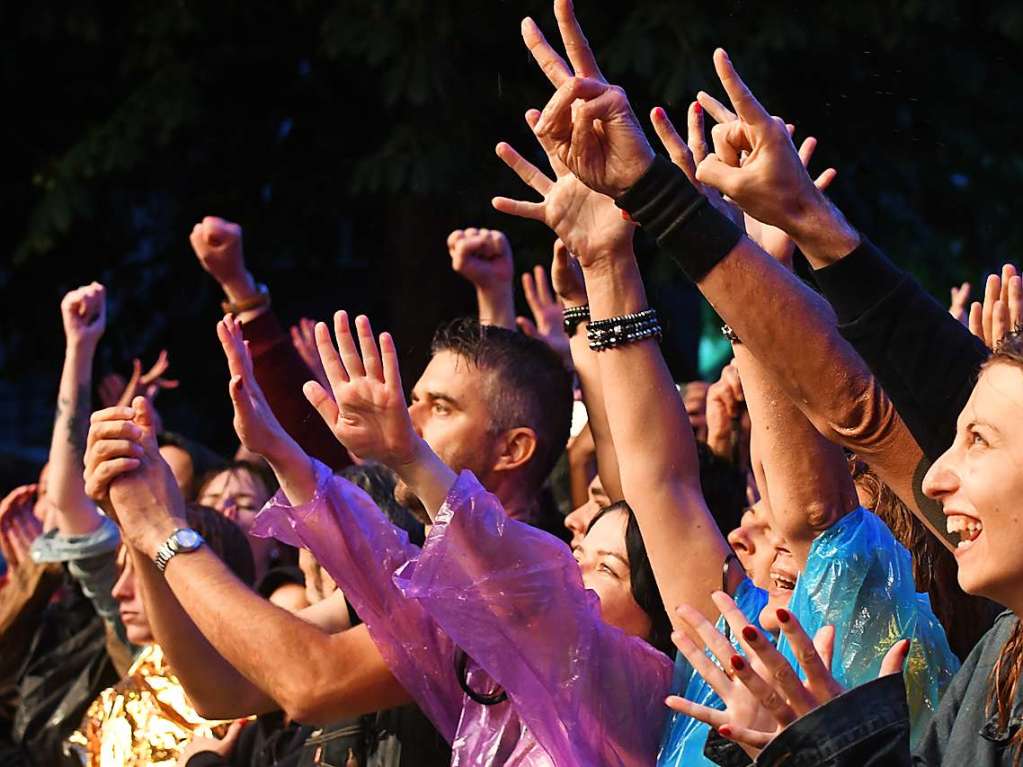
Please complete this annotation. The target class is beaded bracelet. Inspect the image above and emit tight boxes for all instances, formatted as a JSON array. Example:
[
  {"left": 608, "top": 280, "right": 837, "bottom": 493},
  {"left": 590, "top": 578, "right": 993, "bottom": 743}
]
[
  {"left": 562, "top": 304, "right": 590, "bottom": 337},
  {"left": 587, "top": 308, "right": 662, "bottom": 351}
]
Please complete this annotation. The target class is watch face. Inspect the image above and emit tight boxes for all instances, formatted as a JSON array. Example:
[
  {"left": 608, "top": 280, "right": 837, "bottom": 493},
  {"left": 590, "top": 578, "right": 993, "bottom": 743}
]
[{"left": 172, "top": 529, "right": 202, "bottom": 551}]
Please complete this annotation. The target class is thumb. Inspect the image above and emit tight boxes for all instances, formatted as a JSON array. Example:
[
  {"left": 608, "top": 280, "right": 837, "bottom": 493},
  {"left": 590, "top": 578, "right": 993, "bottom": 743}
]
[
  {"left": 694, "top": 154, "right": 742, "bottom": 198},
  {"left": 131, "top": 397, "right": 161, "bottom": 450},
  {"left": 879, "top": 639, "right": 911, "bottom": 677},
  {"left": 217, "top": 719, "right": 249, "bottom": 753},
  {"left": 303, "top": 381, "right": 340, "bottom": 429},
  {"left": 516, "top": 316, "right": 539, "bottom": 337}
]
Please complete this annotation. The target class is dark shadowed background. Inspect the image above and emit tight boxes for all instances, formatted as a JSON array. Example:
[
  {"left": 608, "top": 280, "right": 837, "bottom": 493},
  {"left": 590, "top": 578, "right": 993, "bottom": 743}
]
[{"left": 2, "top": 0, "right": 1021, "bottom": 479}]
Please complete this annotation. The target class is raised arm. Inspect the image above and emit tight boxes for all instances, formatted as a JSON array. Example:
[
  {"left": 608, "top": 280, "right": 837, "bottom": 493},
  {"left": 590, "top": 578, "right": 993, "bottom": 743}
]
[
  {"left": 510, "top": 5, "right": 735, "bottom": 623},
  {"left": 190, "top": 216, "right": 351, "bottom": 470},
  {"left": 49, "top": 283, "right": 107, "bottom": 534},
  {"left": 447, "top": 227, "right": 517, "bottom": 330}
]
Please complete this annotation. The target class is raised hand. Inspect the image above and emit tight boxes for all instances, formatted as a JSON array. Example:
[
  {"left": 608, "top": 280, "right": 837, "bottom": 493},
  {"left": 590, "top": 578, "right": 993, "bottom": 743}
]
[
  {"left": 689, "top": 50, "right": 837, "bottom": 247},
  {"left": 524, "top": 0, "right": 655, "bottom": 198},
  {"left": 61, "top": 282, "right": 106, "bottom": 350},
  {"left": 85, "top": 398, "right": 187, "bottom": 556},
  {"left": 190, "top": 216, "right": 246, "bottom": 286},
  {"left": 949, "top": 281, "right": 971, "bottom": 325},
  {"left": 549, "top": 239, "right": 586, "bottom": 306},
  {"left": 290, "top": 317, "right": 330, "bottom": 390},
  {"left": 655, "top": 97, "right": 836, "bottom": 268},
  {"left": 967, "top": 265, "right": 1022, "bottom": 349},
  {"left": 303, "top": 311, "right": 418, "bottom": 468},
  {"left": 448, "top": 228, "right": 514, "bottom": 294},
  {"left": 99, "top": 350, "right": 179, "bottom": 412},
  {"left": 493, "top": 110, "right": 634, "bottom": 266},
  {"left": 705, "top": 362, "right": 744, "bottom": 460},
  {"left": 0, "top": 484, "right": 42, "bottom": 569},
  {"left": 218, "top": 314, "right": 301, "bottom": 464},
  {"left": 667, "top": 591, "right": 909, "bottom": 755},
  {"left": 517, "top": 264, "right": 572, "bottom": 367}
]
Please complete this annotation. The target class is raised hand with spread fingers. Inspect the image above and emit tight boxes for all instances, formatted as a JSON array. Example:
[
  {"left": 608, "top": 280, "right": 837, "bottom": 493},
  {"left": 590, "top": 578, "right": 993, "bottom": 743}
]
[
  {"left": 668, "top": 591, "right": 909, "bottom": 756},
  {"left": 517, "top": 264, "right": 572, "bottom": 368},
  {"left": 967, "top": 264, "right": 1022, "bottom": 350},
  {"left": 303, "top": 312, "right": 456, "bottom": 518},
  {"left": 290, "top": 317, "right": 331, "bottom": 391},
  {"left": 0, "top": 484, "right": 42, "bottom": 570}
]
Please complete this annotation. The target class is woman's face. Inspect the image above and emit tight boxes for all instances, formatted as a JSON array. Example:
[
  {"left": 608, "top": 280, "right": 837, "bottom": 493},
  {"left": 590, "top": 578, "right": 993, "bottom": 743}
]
[
  {"left": 924, "top": 362, "right": 1023, "bottom": 607},
  {"left": 573, "top": 509, "right": 652, "bottom": 641},
  {"left": 197, "top": 468, "right": 271, "bottom": 535},
  {"left": 727, "top": 500, "right": 797, "bottom": 634},
  {"left": 111, "top": 547, "right": 154, "bottom": 645},
  {"left": 564, "top": 475, "right": 611, "bottom": 549}
]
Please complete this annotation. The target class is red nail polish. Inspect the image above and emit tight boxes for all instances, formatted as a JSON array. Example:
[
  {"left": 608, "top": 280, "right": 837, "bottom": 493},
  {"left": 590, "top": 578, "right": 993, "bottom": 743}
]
[
  {"left": 742, "top": 625, "right": 759, "bottom": 643},
  {"left": 693, "top": 101, "right": 702, "bottom": 116},
  {"left": 776, "top": 608, "right": 791, "bottom": 624},
  {"left": 730, "top": 654, "right": 746, "bottom": 671},
  {"left": 621, "top": 210, "right": 632, "bottom": 222},
  {"left": 718, "top": 725, "right": 733, "bottom": 738},
  {"left": 654, "top": 106, "right": 666, "bottom": 120}
]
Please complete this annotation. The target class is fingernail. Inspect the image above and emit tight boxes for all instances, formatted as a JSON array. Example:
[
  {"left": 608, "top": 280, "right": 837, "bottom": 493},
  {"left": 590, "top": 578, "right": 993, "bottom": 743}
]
[
  {"left": 730, "top": 654, "right": 746, "bottom": 671},
  {"left": 693, "top": 101, "right": 702, "bottom": 116},
  {"left": 653, "top": 106, "right": 666, "bottom": 120},
  {"left": 776, "top": 608, "right": 791, "bottom": 624},
  {"left": 718, "top": 725, "right": 732, "bottom": 738},
  {"left": 742, "top": 625, "right": 759, "bottom": 643},
  {"left": 621, "top": 210, "right": 632, "bottom": 222}
]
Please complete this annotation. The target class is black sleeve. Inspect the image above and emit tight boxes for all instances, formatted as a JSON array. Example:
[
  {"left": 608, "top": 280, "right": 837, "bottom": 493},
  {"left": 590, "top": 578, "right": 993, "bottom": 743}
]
[
  {"left": 186, "top": 752, "right": 230, "bottom": 767},
  {"left": 756, "top": 674, "right": 913, "bottom": 767},
  {"left": 812, "top": 238, "right": 989, "bottom": 461}
]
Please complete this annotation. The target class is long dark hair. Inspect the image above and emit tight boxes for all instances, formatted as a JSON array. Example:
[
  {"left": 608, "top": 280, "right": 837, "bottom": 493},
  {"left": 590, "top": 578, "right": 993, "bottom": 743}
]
[{"left": 455, "top": 499, "right": 674, "bottom": 706}]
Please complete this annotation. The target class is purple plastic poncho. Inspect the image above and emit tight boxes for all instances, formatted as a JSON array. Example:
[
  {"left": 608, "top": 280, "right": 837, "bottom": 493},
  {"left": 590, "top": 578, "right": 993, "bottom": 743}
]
[{"left": 251, "top": 460, "right": 672, "bottom": 766}]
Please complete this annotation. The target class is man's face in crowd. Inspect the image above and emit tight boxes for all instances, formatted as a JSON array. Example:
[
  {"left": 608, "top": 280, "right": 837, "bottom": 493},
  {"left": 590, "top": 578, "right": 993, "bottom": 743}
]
[
  {"left": 396, "top": 350, "right": 503, "bottom": 508},
  {"left": 111, "top": 546, "right": 155, "bottom": 645}
]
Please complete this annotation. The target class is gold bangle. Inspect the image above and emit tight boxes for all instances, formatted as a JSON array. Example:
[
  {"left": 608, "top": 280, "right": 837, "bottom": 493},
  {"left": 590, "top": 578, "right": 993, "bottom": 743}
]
[{"left": 221, "top": 283, "right": 270, "bottom": 315}]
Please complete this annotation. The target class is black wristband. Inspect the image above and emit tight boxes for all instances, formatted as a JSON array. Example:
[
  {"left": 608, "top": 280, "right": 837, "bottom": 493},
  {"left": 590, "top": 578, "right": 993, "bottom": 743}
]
[{"left": 616, "top": 155, "right": 743, "bottom": 283}]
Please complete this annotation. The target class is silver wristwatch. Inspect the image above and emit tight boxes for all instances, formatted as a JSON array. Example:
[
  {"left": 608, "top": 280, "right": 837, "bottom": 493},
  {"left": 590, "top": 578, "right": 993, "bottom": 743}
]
[{"left": 154, "top": 528, "right": 205, "bottom": 573}]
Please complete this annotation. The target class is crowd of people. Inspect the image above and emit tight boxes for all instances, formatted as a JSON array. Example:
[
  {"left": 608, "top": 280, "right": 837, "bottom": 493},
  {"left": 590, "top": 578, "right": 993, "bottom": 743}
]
[{"left": 2, "top": 2, "right": 1022, "bottom": 765}]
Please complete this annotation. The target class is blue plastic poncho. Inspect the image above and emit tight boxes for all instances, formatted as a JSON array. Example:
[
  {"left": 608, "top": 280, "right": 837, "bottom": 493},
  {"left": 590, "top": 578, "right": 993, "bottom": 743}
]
[
  {"left": 777, "top": 507, "right": 959, "bottom": 745},
  {"left": 658, "top": 507, "right": 959, "bottom": 764}
]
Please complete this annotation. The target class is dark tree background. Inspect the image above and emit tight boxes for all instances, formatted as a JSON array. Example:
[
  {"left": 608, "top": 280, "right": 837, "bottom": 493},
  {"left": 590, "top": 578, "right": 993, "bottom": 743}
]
[{"left": 2, "top": 0, "right": 1022, "bottom": 477}]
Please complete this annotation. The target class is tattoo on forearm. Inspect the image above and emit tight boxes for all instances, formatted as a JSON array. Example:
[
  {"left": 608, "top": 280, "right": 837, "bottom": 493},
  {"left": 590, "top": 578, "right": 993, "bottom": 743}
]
[{"left": 56, "top": 384, "right": 91, "bottom": 457}]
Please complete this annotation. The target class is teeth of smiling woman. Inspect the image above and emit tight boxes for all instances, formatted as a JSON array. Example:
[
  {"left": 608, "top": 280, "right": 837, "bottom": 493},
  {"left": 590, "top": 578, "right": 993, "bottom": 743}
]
[{"left": 946, "top": 515, "right": 983, "bottom": 544}]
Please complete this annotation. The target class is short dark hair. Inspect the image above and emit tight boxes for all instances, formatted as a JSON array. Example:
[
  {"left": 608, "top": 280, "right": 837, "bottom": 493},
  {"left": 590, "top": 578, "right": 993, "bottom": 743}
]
[
  {"left": 196, "top": 460, "right": 280, "bottom": 502},
  {"left": 587, "top": 501, "right": 674, "bottom": 657},
  {"left": 431, "top": 317, "right": 573, "bottom": 492}
]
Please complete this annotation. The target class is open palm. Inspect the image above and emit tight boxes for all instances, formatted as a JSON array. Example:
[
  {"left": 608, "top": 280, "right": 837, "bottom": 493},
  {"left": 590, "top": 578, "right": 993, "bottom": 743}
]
[{"left": 303, "top": 311, "right": 417, "bottom": 467}]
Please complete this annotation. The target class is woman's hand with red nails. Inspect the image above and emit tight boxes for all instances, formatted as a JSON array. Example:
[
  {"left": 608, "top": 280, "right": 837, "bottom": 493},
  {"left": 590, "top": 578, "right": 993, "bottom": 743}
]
[
  {"left": 967, "top": 264, "right": 1022, "bottom": 350},
  {"left": 666, "top": 591, "right": 910, "bottom": 756}
]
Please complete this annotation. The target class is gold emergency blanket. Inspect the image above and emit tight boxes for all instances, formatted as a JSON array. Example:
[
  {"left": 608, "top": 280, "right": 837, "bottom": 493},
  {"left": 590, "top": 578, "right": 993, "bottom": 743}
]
[{"left": 66, "top": 644, "right": 231, "bottom": 766}]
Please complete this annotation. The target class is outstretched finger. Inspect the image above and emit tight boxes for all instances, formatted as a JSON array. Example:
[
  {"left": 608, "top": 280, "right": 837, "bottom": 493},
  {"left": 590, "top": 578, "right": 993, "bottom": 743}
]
[
  {"left": 553, "top": 0, "right": 605, "bottom": 81},
  {"left": 993, "top": 300, "right": 1009, "bottom": 349},
  {"left": 314, "top": 320, "right": 349, "bottom": 391},
  {"left": 334, "top": 310, "right": 366, "bottom": 379},
  {"left": 664, "top": 695, "right": 730, "bottom": 729},
  {"left": 688, "top": 102, "right": 710, "bottom": 166},
  {"left": 983, "top": 274, "right": 1000, "bottom": 347},
  {"left": 670, "top": 623, "right": 733, "bottom": 693},
  {"left": 969, "top": 302, "right": 984, "bottom": 342},
  {"left": 796, "top": 136, "right": 818, "bottom": 169},
  {"left": 740, "top": 613, "right": 818, "bottom": 716},
  {"left": 521, "top": 17, "right": 573, "bottom": 87},
  {"left": 696, "top": 90, "right": 737, "bottom": 125},
  {"left": 534, "top": 265, "right": 555, "bottom": 306},
  {"left": 495, "top": 141, "right": 553, "bottom": 196},
  {"left": 378, "top": 332, "right": 405, "bottom": 398},
  {"left": 716, "top": 723, "right": 775, "bottom": 750},
  {"left": 651, "top": 107, "right": 697, "bottom": 183},
  {"left": 812, "top": 624, "right": 836, "bottom": 672},
  {"left": 776, "top": 611, "right": 843, "bottom": 699},
  {"left": 712, "top": 49, "right": 771, "bottom": 127},
  {"left": 492, "top": 196, "right": 545, "bottom": 222},
  {"left": 1009, "top": 275, "right": 1023, "bottom": 334},
  {"left": 814, "top": 167, "right": 837, "bottom": 191},
  {"left": 1002, "top": 264, "right": 1019, "bottom": 304},
  {"left": 355, "top": 315, "right": 384, "bottom": 383},
  {"left": 516, "top": 316, "right": 539, "bottom": 338},
  {"left": 522, "top": 271, "right": 542, "bottom": 317}
]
